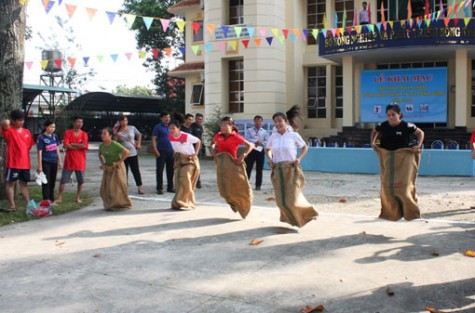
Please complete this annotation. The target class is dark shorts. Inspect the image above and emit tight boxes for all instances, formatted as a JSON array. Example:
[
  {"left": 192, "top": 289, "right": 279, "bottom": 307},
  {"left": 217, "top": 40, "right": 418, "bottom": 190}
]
[
  {"left": 60, "top": 169, "right": 85, "bottom": 185},
  {"left": 5, "top": 168, "right": 31, "bottom": 183}
]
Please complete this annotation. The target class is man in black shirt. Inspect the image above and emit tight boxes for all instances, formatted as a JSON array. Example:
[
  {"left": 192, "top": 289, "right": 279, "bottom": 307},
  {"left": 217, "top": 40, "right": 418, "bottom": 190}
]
[
  {"left": 190, "top": 113, "right": 204, "bottom": 188},
  {"left": 180, "top": 114, "right": 194, "bottom": 134}
]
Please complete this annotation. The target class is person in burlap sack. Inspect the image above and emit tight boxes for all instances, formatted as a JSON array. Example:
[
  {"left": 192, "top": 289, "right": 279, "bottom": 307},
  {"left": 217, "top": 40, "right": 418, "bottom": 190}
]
[
  {"left": 266, "top": 106, "right": 318, "bottom": 228},
  {"left": 210, "top": 117, "right": 254, "bottom": 218},
  {"left": 98, "top": 127, "right": 132, "bottom": 211},
  {"left": 168, "top": 116, "right": 201, "bottom": 210},
  {"left": 371, "top": 103, "right": 425, "bottom": 221}
]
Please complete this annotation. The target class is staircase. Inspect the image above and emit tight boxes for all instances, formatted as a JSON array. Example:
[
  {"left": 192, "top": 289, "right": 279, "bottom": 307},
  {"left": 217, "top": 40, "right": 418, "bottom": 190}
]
[{"left": 319, "top": 126, "right": 472, "bottom": 149}]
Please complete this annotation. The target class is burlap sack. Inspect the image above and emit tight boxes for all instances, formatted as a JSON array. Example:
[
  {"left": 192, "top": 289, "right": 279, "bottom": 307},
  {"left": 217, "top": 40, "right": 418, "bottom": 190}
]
[
  {"left": 172, "top": 153, "right": 200, "bottom": 210},
  {"left": 270, "top": 162, "right": 318, "bottom": 228},
  {"left": 377, "top": 148, "right": 421, "bottom": 221},
  {"left": 100, "top": 163, "right": 132, "bottom": 211},
  {"left": 215, "top": 152, "right": 252, "bottom": 218}
]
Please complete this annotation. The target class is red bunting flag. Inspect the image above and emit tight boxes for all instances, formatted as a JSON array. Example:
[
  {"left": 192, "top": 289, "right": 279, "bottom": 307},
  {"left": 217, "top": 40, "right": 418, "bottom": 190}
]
[
  {"left": 367, "top": 2, "right": 372, "bottom": 23},
  {"left": 282, "top": 29, "right": 289, "bottom": 39},
  {"left": 192, "top": 22, "right": 201, "bottom": 34},
  {"left": 54, "top": 59, "right": 63, "bottom": 69},
  {"left": 151, "top": 49, "right": 160, "bottom": 59},
  {"left": 381, "top": 1, "right": 386, "bottom": 23},
  {"left": 242, "top": 39, "right": 250, "bottom": 48},
  {"left": 425, "top": 0, "right": 430, "bottom": 16}
]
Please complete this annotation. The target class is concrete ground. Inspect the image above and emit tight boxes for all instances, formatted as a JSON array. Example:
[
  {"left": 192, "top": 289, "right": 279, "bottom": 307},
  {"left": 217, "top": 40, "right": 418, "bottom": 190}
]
[{"left": 0, "top": 148, "right": 474, "bottom": 313}]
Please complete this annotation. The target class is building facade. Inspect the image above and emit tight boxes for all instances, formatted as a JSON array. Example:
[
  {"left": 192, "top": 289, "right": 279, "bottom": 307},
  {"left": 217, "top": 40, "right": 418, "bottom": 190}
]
[{"left": 168, "top": 0, "right": 475, "bottom": 141}]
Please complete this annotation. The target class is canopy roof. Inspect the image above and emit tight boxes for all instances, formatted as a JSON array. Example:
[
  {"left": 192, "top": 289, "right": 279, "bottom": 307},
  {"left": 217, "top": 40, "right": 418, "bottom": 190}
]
[{"left": 23, "top": 83, "right": 76, "bottom": 106}]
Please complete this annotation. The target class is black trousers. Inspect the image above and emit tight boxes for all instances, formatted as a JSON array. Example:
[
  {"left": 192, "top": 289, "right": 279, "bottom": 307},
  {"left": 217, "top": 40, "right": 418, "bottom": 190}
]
[
  {"left": 42, "top": 160, "right": 58, "bottom": 201},
  {"left": 156, "top": 151, "right": 174, "bottom": 191},
  {"left": 124, "top": 155, "right": 143, "bottom": 186},
  {"left": 245, "top": 149, "right": 265, "bottom": 188}
]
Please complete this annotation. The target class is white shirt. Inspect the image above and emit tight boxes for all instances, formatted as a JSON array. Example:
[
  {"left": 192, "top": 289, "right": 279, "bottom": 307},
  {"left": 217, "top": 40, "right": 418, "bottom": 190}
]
[
  {"left": 266, "top": 130, "right": 306, "bottom": 163},
  {"left": 168, "top": 132, "right": 200, "bottom": 155},
  {"left": 245, "top": 127, "right": 269, "bottom": 151},
  {"left": 359, "top": 9, "right": 369, "bottom": 23}
]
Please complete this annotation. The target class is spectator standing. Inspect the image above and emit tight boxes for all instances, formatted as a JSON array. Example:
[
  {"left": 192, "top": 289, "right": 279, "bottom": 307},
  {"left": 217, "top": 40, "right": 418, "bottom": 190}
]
[
  {"left": 180, "top": 113, "right": 194, "bottom": 134},
  {"left": 56, "top": 116, "right": 88, "bottom": 203},
  {"left": 245, "top": 115, "right": 269, "bottom": 191},
  {"left": 1, "top": 110, "right": 35, "bottom": 212},
  {"left": 36, "top": 120, "right": 62, "bottom": 202},
  {"left": 113, "top": 115, "right": 144, "bottom": 194},
  {"left": 359, "top": 1, "right": 370, "bottom": 25},
  {"left": 152, "top": 112, "right": 174, "bottom": 194},
  {"left": 190, "top": 113, "right": 204, "bottom": 188}
]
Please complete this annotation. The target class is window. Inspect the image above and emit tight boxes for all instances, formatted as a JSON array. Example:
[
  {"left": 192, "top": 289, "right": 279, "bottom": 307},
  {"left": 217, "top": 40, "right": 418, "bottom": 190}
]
[
  {"left": 230, "top": 0, "right": 244, "bottom": 25},
  {"left": 377, "top": 61, "right": 447, "bottom": 69},
  {"left": 335, "top": 0, "right": 354, "bottom": 28},
  {"left": 193, "top": 20, "right": 204, "bottom": 43},
  {"left": 229, "top": 59, "right": 244, "bottom": 113},
  {"left": 335, "top": 66, "right": 343, "bottom": 118},
  {"left": 307, "top": 0, "right": 325, "bottom": 45},
  {"left": 377, "top": 0, "right": 443, "bottom": 21},
  {"left": 307, "top": 66, "right": 326, "bottom": 118},
  {"left": 190, "top": 84, "right": 204, "bottom": 106}
]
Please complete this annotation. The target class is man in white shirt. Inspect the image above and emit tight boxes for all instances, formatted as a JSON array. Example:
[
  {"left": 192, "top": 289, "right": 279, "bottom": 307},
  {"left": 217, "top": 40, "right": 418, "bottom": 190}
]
[
  {"left": 359, "top": 1, "right": 369, "bottom": 25},
  {"left": 245, "top": 115, "right": 269, "bottom": 191}
]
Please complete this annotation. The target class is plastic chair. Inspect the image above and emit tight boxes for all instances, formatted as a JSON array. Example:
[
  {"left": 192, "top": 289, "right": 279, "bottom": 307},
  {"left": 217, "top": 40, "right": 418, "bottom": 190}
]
[
  {"left": 431, "top": 140, "right": 444, "bottom": 150},
  {"left": 446, "top": 140, "right": 459, "bottom": 150}
]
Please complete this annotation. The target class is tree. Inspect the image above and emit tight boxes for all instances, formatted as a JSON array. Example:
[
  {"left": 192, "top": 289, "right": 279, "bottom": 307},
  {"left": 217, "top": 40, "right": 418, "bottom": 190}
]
[
  {"left": 113, "top": 85, "right": 156, "bottom": 96},
  {"left": 121, "top": 0, "right": 185, "bottom": 111},
  {"left": 0, "top": 0, "right": 27, "bottom": 198}
]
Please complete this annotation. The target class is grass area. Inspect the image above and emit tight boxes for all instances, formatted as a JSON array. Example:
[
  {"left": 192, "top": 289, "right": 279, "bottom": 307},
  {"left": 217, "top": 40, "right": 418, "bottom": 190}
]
[{"left": 0, "top": 186, "right": 93, "bottom": 226}]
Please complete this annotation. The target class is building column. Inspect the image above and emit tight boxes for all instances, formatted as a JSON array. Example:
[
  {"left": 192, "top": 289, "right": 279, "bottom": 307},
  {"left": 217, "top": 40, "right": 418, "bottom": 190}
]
[
  {"left": 342, "top": 55, "right": 355, "bottom": 127},
  {"left": 455, "top": 49, "right": 470, "bottom": 127}
]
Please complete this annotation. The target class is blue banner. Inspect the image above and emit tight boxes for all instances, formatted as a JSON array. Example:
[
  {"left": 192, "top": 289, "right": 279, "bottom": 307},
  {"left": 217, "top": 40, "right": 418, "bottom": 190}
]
[{"left": 360, "top": 68, "right": 448, "bottom": 123}]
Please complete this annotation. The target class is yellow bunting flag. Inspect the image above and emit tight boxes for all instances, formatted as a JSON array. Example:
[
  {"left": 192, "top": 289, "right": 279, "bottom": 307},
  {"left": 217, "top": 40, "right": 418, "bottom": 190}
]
[
  {"left": 65, "top": 4, "right": 77, "bottom": 18},
  {"left": 138, "top": 50, "right": 146, "bottom": 59},
  {"left": 207, "top": 24, "right": 215, "bottom": 36},
  {"left": 191, "top": 45, "right": 200, "bottom": 55},
  {"left": 20, "top": 0, "right": 26, "bottom": 6},
  {"left": 124, "top": 14, "right": 136, "bottom": 28},
  {"left": 176, "top": 20, "right": 186, "bottom": 32},
  {"left": 40, "top": 60, "right": 48, "bottom": 70},
  {"left": 271, "top": 28, "right": 279, "bottom": 37},
  {"left": 85, "top": 8, "right": 97, "bottom": 21},
  {"left": 388, "top": 21, "right": 394, "bottom": 29},
  {"left": 323, "top": 13, "right": 327, "bottom": 29},
  {"left": 229, "top": 40, "right": 238, "bottom": 51}
]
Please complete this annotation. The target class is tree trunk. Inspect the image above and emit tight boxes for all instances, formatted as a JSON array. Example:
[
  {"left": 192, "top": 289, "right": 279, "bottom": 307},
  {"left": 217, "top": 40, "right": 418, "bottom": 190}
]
[{"left": 0, "top": 0, "right": 26, "bottom": 198}]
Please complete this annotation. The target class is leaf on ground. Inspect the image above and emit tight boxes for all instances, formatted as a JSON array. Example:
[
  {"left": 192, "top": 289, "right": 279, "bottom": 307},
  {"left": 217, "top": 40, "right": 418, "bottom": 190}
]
[
  {"left": 300, "top": 304, "right": 325, "bottom": 313},
  {"left": 249, "top": 239, "right": 264, "bottom": 246},
  {"left": 265, "top": 196, "right": 275, "bottom": 201},
  {"left": 93, "top": 253, "right": 102, "bottom": 258},
  {"left": 55, "top": 241, "right": 65, "bottom": 247},
  {"left": 386, "top": 287, "right": 395, "bottom": 296},
  {"left": 463, "top": 250, "right": 475, "bottom": 257},
  {"left": 425, "top": 306, "right": 447, "bottom": 313},
  {"left": 359, "top": 231, "right": 367, "bottom": 235},
  {"left": 338, "top": 198, "right": 347, "bottom": 203}
]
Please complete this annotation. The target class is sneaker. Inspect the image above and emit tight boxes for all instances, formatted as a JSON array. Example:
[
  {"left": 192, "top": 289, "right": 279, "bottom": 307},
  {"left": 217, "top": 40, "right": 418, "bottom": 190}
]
[
  {"left": 156, "top": 189, "right": 163, "bottom": 195},
  {"left": 196, "top": 182, "right": 202, "bottom": 189},
  {"left": 255, "top": 186, "right": 261, "bottom": 191},
  {"left": 167, "top": 188, "right": 175, "bottom": 193}
]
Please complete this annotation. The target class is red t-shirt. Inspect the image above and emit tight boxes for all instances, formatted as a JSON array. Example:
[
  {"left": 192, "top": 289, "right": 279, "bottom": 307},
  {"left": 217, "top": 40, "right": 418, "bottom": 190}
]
[
  {"left": 63, "top": 129, "right": 88, "bottom": 171},
  {"left": 471, "top": 131, "right": 475, "bottom": 149},
  {"left": 1, "top": 127, "right": 34, "bottom": 169},
  {"left": 212, "top": 131, "right": 245, "bottom": 159}
]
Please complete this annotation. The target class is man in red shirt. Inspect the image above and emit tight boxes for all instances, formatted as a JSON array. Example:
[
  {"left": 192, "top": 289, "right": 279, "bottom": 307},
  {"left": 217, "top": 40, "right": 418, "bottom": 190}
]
[
  {"left": 1, "top": 110, "right": 35, "bottom": 212},
  {"left": 56, "top": 116, "right": 88, "bottom": 203}
]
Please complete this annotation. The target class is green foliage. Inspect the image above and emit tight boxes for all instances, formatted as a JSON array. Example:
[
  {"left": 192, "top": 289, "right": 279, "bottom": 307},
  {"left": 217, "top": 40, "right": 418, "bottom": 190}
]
[
  {"left": 113, "top": 85, "right": 155, "bottom": 96},
  {"left": 121, "top": 0, "right": 185, "bottom": 105},
  {"left": 0, "top": 187, "right": 93, "bottom": 226},
  {"left": 203, "top": 106, "right": 223, "bottom": 141}
]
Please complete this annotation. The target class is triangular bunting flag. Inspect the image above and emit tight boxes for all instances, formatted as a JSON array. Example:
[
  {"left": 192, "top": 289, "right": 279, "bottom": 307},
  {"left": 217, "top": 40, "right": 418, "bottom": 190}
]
[
  {"left": 207, "top": 24, "right": 215, "bottom": 36},
  {"left": 453, "top": 18, "right": 459, "bottom": 26},
  {"left": 151, "top": 49, "right": 159, "bottom": 59},
  {"left": 179, "top": 47, "right": 185, "bottom": 56},
  {"left": 58, "top": 0, "right": 62, "bottom": 5},
  {"left": 85, "top": 8, "right": 97, "bottom": 21},
  {"left": 221, "top": 26, "right": 229, "bottom": 38},
  {"left": 138, "top": 51, "right": 146, "bottom": 59},
  {"left": 247, "top": 27, "right": 254, "bottom": 38},
  {"left": 254, "top": 38, "right": 262, "bottom": 47},
  {"left": 272, "top": 28, "right": 279, "bottom": 37},
  {"left": 124, "top": 14, "right": 136, "bottom": 28},
  {"left": 444, "top": 18, "right": 450, "bottom": 26},
  {"left": 67, "top": 57, "right": 76, "bottom": 68},
  {"left": 234, "top": 26, "right": 242, "bottom": 37},
  {"left": 110, "top": 54, "right": 119, "bottom": 62},
  {"left": 96, "top": 55, "right": 104, "bottom": 63},
  {"left": 302, "top": 29, "right": 309, "bottom": 41},
  {"left": 40, "top": 60, "right": 48, "bottom": 70},
  {"left": 64, "top": 3, "right": 76, "bottom": 18},
  {"left": 164, "top": 48, "right": 172, "bottom": 57},
  {"left": 204, "top": 43, "right": 212, "bottom": 52},
  {"left": 83, "top": 56, "right": 90, "bottom": 65},
  {"left": 160, "top": 19, "right": 170, "bottom": 32},
  {"left": 106, "top": 11, "right": 116, "bottom": 25},
  {"left": 311, "top": 29, "right": 319, "bottom": 40},
  {"left": 242, "top": 39, "right": 250, "bottom": 48},
  {"left": 259, "top": 28, "right": 266, "bottom": 37},
  {"left": 20, "top": 0, "right": 26, "bottom": 6},
  {"left": 125, "top": 53, "right": 133, "bottom": 60},
  {"left": 464, "top": 17, "right": 471, "bottom": 26},
  {"left": 388, "top": 21, "right": 394, "bottom": 28},
  {"left": 289, "top": 34, "right": 296, "bottom": 42},
  {"left": 176, "top": 20, "right": 186, "bottom": 32},
  {"left": 192, "top": 45, "right": 200, "bottom": 55},
  {"left": 143, "top": 17, "right": 154, "bottom": 30},
  {"left": 25, "top": 61, "right": 33, "bottom": 70},
  {"left": 54, "top": 59, "right": 62, "bottom": 68},
  {"left": 282, "top": 29, "right": 289, "bottom": 39},
  {"left": 45, "top": 0, "right": 54, "bottom": 14},
  {"left": 277, "top": 35, "right": 285, "bottom": 44},
  {"left": 229, "top": 41, "right": 238, "bottom": 51},
  {"left": 218, "top": 42, "right": 225, "bottom": 52},
  {"left": 293, "top": 29, "right": 300, "bottom": 36},
  {"left": 192, "top": 22, "right": 201, "bottom": 34},
  {"left": 330, "top": 29, "right": 337, "bottom": 37},
  {"left": 266, "top": 37, "right": 273, "bottom": 46}
]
